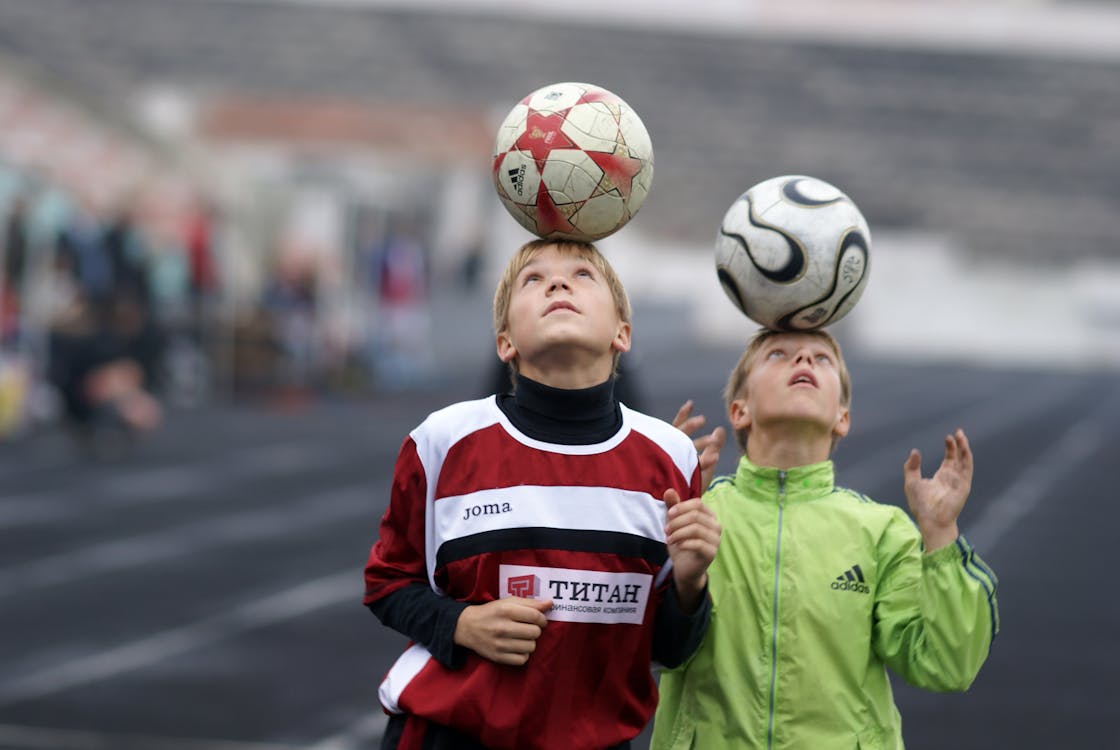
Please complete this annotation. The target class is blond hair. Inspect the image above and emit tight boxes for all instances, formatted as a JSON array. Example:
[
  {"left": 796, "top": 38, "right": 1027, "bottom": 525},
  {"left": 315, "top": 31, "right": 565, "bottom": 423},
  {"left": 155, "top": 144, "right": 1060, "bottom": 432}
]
[
  {"left": 492, "top": 238, "right": 631, "bottom": 375},
  {"left": 724, "top": 328, "right": 852, "bottom": 454}
]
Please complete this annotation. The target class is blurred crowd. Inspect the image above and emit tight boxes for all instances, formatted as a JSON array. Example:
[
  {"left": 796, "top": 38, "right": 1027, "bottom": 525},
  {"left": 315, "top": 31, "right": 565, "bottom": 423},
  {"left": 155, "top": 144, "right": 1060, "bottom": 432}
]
[
  {"left": 0, "top": 154, "right": 451, "bottom": 457},
  {"left": 0, "top": 168, "right": 220, "bottom": 456}
]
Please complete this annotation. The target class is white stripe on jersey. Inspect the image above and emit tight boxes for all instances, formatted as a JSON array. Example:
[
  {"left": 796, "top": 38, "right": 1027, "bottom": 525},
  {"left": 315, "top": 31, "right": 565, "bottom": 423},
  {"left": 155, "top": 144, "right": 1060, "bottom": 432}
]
[
  {"left": 620, "top": 404, "right": 700, "bottom": 484},
  {"left": 379, "top": 642, "right": 432, "bottom": 715},
  {"left": 408, "top": 397, "right": 698, "bottom": 592},
  {"left": 411, "top": 398, "right": 504, "bottom": 592},
  {"left": 434, "top": 485, "right": 668, "bottom": 549}
]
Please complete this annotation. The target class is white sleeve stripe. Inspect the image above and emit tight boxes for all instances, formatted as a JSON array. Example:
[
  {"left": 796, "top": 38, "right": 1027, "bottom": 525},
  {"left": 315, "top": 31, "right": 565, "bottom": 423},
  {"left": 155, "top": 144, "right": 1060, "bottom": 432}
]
[{"left": 378, "top": 642, "right": 432, "bottom": 714}]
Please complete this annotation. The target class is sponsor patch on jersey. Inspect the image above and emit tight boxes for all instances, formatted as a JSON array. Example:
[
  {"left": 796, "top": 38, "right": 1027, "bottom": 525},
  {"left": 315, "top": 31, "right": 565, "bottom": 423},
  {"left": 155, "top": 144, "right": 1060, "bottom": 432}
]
[{"left": 499, "top": 564, "right": 652, "bottom": 624}]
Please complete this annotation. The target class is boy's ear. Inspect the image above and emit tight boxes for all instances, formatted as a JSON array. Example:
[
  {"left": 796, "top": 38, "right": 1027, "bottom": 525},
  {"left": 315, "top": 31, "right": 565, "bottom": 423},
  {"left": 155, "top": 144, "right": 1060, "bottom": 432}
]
[
  {"left": 496, "top": 331, "right": 517, "bottom": 363},
  {"left": 832, "top": 407, "right": 851, "bottom": 439},
  {"left": 729, "top": 398, "right": 751, "bottom": 430},
  {"left": 611, "top": 321, "right": 632, "bottom": 354}
]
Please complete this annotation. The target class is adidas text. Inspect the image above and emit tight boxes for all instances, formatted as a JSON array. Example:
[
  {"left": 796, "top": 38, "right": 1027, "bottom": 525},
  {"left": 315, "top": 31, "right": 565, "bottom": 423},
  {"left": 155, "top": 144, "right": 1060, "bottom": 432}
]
[
  {"left": 508, "top": 165, "right": 527, "bottom": 197},
  {"left": 831, "top": 580, "right": 870, "bottom": 594}
]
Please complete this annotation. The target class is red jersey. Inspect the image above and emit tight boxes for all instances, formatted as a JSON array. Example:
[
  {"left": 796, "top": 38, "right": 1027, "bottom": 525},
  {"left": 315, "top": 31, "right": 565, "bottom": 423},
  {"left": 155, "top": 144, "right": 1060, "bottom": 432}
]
[{"left": 364, "top": 395, "right": 701, "bottom": 750}]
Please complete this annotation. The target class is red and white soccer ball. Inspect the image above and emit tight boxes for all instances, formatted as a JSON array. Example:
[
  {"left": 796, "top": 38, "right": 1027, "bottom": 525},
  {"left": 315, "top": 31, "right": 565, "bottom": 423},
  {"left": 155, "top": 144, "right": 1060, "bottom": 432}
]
[
  {"left": 492, "top": 82, "right": 654, "bottom": 242},
  {"left": 714, "top": 175, "right": 871, "bottom": 331}
]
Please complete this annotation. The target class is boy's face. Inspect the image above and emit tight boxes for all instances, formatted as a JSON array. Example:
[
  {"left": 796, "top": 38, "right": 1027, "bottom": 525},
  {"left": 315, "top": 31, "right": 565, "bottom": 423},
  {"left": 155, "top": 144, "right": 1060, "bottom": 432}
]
[
  {"left": 496, "top": 244, "right": 630, "bottom": 386},
  {"left": 730, "top": 332, "right": 850, "bottom": 442}
]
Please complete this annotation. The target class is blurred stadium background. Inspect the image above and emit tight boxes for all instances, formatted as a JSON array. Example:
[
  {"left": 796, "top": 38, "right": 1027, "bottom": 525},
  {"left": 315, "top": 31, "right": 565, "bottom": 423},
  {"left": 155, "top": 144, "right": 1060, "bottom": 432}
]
[{"left": 0, "top": 1, "right": 1118, "bottom": 748}]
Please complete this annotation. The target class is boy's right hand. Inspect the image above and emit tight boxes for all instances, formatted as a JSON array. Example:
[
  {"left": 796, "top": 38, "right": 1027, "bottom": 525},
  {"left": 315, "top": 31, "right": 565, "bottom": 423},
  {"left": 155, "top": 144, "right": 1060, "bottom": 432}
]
[
  {"left": 453, "top": 597, "right": 552, "bottom": 666},
  {"left": 673, "top": 400, "right": 726, "bottom": 490}
]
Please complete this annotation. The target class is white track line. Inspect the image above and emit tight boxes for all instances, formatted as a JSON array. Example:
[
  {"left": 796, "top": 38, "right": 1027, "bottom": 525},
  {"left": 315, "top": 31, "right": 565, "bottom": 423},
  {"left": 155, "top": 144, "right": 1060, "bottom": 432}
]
[
  {"left": 0, "top": 722, "right": 302, "bottom": 750},
  {"left": 0, "top": 440, "right": 345, "bottom": 531},
  {"left": 839, "top": 374, "right": 1084, "bottom": 491},
  {"left": 968, "top": 413, "right": 1105, "bottom": 552},
  {"left": 306, "top": 713, "right": 388, "bottom": 750},
  {"left": 0, "top": 485, "right": 374, "bottom": 597},
  {"left": 0, "top": 569, "right": 357, "bottom": 706}
]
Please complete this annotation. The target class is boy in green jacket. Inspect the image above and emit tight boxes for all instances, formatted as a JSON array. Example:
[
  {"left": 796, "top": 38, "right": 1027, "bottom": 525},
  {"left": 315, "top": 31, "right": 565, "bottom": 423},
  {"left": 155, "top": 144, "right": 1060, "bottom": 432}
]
[{"left": 652, "top": 328, "right": 999, "bottom": 750}]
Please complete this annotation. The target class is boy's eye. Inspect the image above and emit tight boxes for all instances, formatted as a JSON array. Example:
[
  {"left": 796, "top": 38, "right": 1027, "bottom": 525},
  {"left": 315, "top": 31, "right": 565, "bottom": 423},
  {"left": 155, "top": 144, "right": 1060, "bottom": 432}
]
[
  {"left": 576, "top": 268, "right": 594, "bottom": 279},
  {"left": 766, "top": 349, "right": 785, "bottom": 360}
]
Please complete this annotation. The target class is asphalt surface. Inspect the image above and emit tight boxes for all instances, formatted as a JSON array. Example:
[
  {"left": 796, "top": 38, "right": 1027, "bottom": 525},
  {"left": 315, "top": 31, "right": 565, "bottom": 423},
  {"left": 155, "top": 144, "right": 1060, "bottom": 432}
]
[{"left": 1, "top": 294, "right": 1118, "bottom": 750}]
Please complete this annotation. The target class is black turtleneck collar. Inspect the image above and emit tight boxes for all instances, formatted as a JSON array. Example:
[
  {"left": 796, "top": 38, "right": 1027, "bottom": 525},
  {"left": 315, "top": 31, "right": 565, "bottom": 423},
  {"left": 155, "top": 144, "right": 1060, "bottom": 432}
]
[{"left": 496, "top": 372, "right": 623, "bottom": 445}]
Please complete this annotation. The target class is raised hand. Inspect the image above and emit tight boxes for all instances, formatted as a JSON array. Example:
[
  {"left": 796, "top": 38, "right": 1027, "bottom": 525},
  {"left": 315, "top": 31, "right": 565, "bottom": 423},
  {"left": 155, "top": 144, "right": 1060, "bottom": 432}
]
[
  {"left": 454, "top": 597, "right": 552, "bottom": 666},
  {"left": 672, "top": 400, "right": 727, "bottom": 490},
  {"left": 663, "top": 488, "right": 721, "bottom": 613},
  {"left": 903, "top": 428, "right": 974, "bottom": 553}
]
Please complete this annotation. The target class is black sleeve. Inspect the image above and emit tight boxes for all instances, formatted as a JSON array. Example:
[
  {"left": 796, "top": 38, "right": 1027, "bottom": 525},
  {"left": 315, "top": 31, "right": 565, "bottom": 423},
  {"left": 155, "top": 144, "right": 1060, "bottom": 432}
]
[
  {"left": 368, "top": 583, "right": 472, "bottom": 669},
  {"left": 651, "top": 580, "right": 712, "bottom": 668}
]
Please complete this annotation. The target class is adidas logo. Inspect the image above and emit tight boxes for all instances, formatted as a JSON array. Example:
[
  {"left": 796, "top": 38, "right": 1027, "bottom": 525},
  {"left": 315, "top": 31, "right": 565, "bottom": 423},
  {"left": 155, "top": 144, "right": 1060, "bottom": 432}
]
[
  {"left": 508, "top": 165, "right": 527, "bottom": 197},
  {"left": 831, "top": 564, "right": 870, "bottom": 594}
]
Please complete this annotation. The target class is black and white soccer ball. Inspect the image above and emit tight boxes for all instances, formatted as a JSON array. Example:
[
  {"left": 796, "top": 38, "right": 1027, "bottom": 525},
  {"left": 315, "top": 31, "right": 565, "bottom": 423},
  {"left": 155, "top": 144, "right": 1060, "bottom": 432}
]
[{"left": 715, "top": 175, "right": 871, "bottom": 331}]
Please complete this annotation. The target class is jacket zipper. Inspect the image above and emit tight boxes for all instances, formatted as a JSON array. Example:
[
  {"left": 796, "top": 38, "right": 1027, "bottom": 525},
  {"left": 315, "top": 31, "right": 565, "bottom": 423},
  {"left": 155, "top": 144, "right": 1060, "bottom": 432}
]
[{"left": 766, "top": 470, "right": 787, "bottom": 750}]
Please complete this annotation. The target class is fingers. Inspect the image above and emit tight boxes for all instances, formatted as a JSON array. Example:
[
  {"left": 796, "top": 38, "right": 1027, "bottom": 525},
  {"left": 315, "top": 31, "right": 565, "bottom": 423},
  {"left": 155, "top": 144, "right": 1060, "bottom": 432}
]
[
  {"left": 940, "top": 429, "right": 973, "bottom": 474},
  {"left": 665, "top": 497, "right": 721, "bottom": 546},
  {"left": 711, "top": 425, "right": 727, "bottom": 452},
  {"left": 672, "top": 400, "right": 695, "bottom": 430},
  {"left": 909, "top": 430, "right": 973, "bottom": 476},
  {"left": 519, "top": 596, "right": 555, "bottom": 619},
  {"left": 695, "top": 425, "right": 726, "bottom": 458},
  {"left": 943, "top": 433, "right": 957, "bottom": 463},
  {"left": 691, "top": 425, "right": 726, "bottom": 489},
  {"left": 667, "top": 525, "right": 722, "bottom": 552},
  {"left": 493, "top": 599, "right": 550, "bottom": 664},
  {"left": 665, "top": 497, "right": 721, "bottom": 596},
  {"left": 673, "top": 400, "right": 715, "bottom": 441},
  {"left": 663, "top": 488, "right": 681, "bottom": 510},
  {"left": 456, "top": 598, "right": 552, "bottom": 666},
  {"left": 903, "top": 448, "right": 921, "bottom": 485},
  {"left": 954, "top": 428, "right": 973, "bottom": 471}
]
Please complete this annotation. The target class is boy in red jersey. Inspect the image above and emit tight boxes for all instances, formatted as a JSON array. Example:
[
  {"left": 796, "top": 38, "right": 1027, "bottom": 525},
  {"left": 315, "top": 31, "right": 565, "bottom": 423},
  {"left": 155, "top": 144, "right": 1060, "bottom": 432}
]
[{"left": 363, "top": 238, "right": 722, "bottom": 750}]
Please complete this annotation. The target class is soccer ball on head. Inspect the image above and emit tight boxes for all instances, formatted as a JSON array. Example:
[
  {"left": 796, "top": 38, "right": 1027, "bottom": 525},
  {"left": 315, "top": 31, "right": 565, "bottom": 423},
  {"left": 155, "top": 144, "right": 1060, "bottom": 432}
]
[
  {"left": 492, "top": 81, "right": 654, "bottom": 242},
  {"left": 714, "top": 175, "right": 871, "bottom": 331}
]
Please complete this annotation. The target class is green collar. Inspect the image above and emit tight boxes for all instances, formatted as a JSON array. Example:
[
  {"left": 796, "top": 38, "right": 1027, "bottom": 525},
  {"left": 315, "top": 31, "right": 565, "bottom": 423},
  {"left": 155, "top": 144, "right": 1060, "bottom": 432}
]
[{"left": 733, "top": 456, "right": 835, "bottom": 503}]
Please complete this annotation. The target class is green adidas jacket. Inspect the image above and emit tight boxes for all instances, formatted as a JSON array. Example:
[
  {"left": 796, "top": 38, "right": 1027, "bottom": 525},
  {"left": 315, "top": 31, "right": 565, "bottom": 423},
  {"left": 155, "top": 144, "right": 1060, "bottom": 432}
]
[{"left": 651, "top": 457, "right": 999, "bottom": 750}]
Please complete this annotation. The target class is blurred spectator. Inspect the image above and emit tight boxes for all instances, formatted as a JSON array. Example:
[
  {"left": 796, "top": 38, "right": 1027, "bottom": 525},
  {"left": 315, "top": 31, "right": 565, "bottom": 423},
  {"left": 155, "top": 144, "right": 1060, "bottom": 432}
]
[
  {"left": 103, "top": 204, "right": 153, "bottom": 308},
  {"left": 262, "top": 257, "right": 318, "bottom": 393},
  {"left": 459, "top": 232, "right": 485, "bottom": 291},
  {"left": 3, "top": 195, "right": 29, "bottom": 299},
  {"left": 184, "top": 199, "right": 219, "bottom": 340},
  {"left": 57, "top": 201, "right": 113, "bottom": 310},
  {"left": 372, "top": 217, "right": 432, "bottom": 387},
  {"left": 146, "top": 236, "right": 191, "bottom": 330},
  {"left": 46, "top": 283, "right": 164, "bottom": 458}
]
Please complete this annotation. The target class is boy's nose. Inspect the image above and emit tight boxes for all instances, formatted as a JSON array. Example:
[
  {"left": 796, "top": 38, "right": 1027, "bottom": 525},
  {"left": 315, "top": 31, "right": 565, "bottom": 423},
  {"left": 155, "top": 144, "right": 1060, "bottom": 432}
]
[{"left": 548, "top": 275, "right": 571, "bottom": 292}]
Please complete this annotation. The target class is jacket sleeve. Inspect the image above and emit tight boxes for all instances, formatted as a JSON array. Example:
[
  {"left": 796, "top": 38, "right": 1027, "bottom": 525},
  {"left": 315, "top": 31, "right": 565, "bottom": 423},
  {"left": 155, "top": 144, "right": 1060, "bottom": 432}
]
[
  {"left": 871, "top": 511, "right": 1000, "bottom": 691},
  {"left": 363, "top": 435, "right": 470, "bottom": 669}
]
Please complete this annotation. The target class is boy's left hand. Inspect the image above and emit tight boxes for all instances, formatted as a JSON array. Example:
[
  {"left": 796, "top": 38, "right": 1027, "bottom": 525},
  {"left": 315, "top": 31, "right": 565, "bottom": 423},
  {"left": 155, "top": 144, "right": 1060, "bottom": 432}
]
[
  {"left": 663, "top": 488, "right": 721, "bottom": 613},
  {"left": 672, "top": 400, "right": 726, "bottom": 490},
  {"left": 903, "top": 428, "right": 973, "bottom": 552}
]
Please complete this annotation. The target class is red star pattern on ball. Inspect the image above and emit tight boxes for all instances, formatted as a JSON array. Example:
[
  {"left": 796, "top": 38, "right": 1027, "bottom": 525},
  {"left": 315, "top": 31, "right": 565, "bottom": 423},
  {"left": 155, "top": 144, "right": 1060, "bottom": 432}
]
[
  {"left": 576, "top": 89, "right": 617, "bottom": 106},
  {"left": 533, "top": 182, "right": 578, "bottom": 237},
  {"left": 587, "top": 146, "right": 644, "bottom": 200},
  {"left": 513, "top": 108, "right": 578, "bottom": 170}
]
